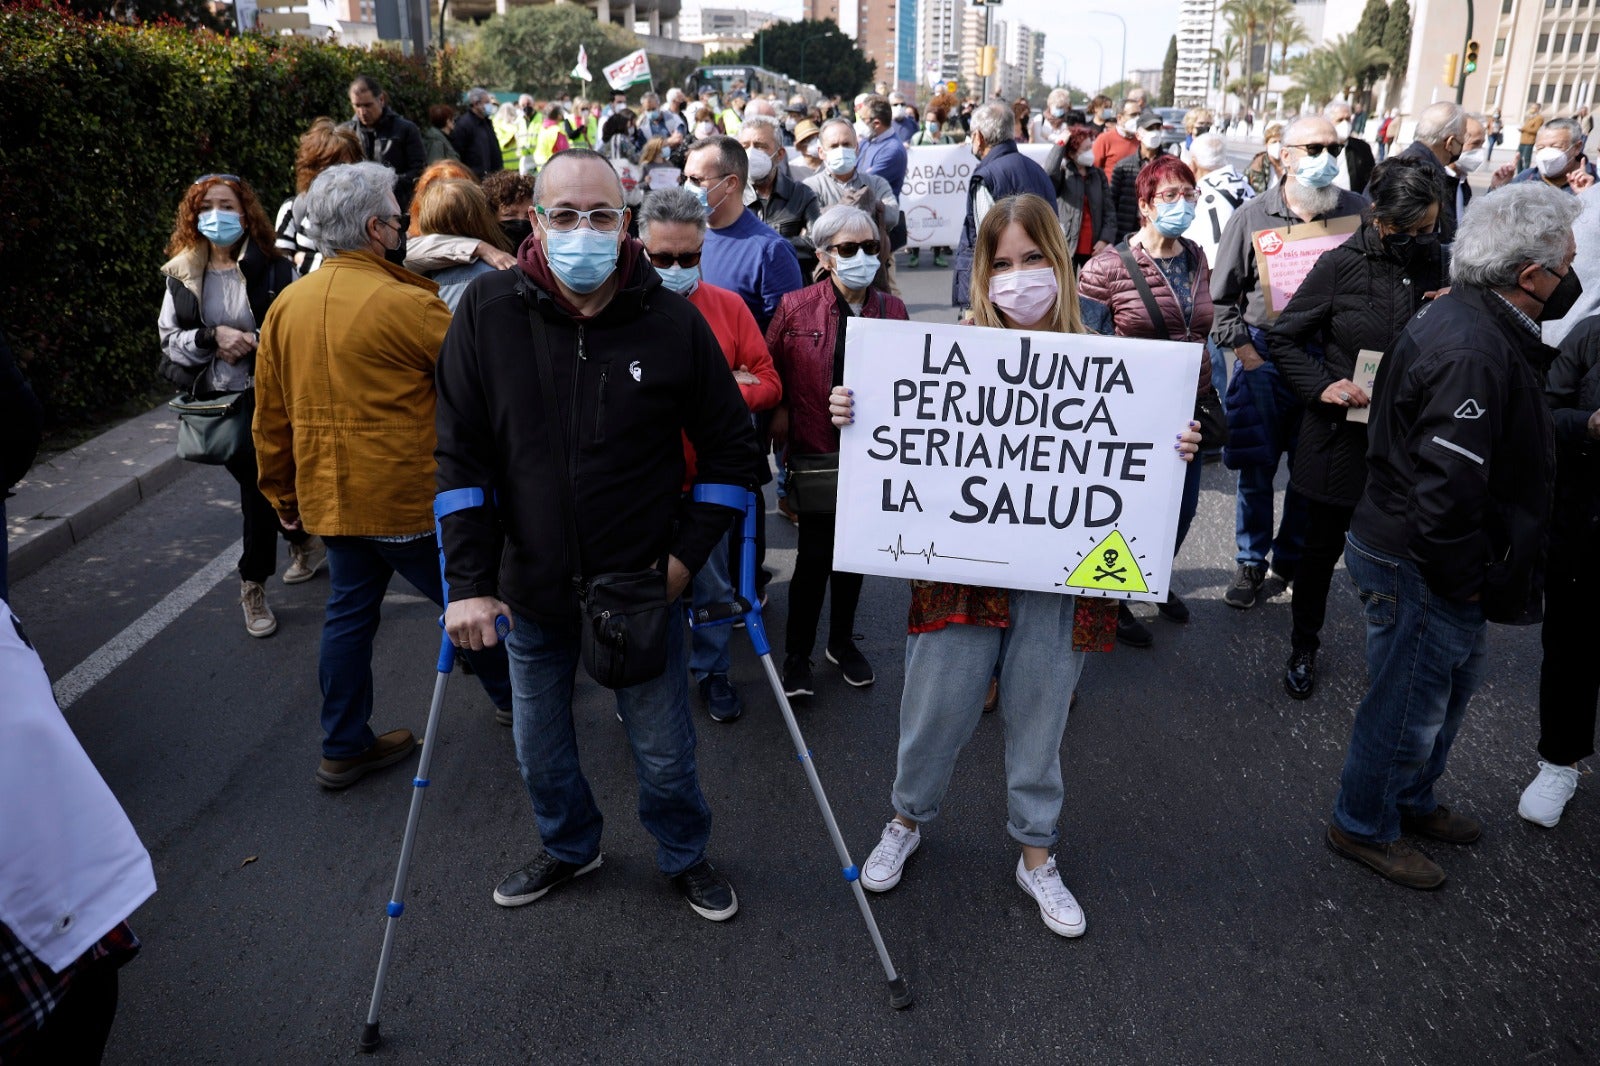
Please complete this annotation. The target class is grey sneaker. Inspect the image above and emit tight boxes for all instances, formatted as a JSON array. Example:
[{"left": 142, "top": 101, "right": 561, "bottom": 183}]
[
  {"left": 283, "top": 535, "right": 327, "bottom": 584},
  {"left": 241, "top": 580, "right": 277, "bottom": 638},
  {"left": 1224, "top": 564, "right": 1265, "bottom": 609}
]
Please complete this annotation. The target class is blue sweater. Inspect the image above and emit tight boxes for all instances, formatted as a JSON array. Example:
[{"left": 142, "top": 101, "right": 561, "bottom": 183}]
[{"left": 702, "top": 209, "right": 804, "bottom": 330}]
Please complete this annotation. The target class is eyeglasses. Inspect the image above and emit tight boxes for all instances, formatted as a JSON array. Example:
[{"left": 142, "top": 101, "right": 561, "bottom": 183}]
[
  {"left": 827, "top": 239, "right": 881, "bottom": 257},
  {"left": 193, "top": 173, "right": 241, "bottom": 185},
  {"left": 1286, "top": 142, "right": 1344, "bottom": 158},
  {"left": 535, "top": 206, "right": 627, "bottom": 232},
  {"left": 648, "top": 250, "right": 703, "bottom": 268},
  {"left": 381, "top": 213, "right": 410, "bottom": 231},
  {"left": 1154, "top": 187, "right": 1200, "bottom": 204}
]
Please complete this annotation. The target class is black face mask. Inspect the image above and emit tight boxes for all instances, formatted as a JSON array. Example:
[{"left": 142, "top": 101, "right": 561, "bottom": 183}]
[
  {"left": 1532, "top": 265, "right": 1584, "bottom": 322},
  {"left": 383, "top": 226, "right": 408, "bottom": 267},
  {"left": 500, "top": 218, "right": 533, "bottom": 247},
  {"left": 1383, "top": 230, "right": 1439, "bottom": 266}
]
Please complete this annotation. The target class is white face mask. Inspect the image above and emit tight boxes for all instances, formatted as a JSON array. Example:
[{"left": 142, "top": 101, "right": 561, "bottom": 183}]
[
  {"left": 745, "top": 147, "right": 774, "bottom": 183},
  {"left": 1076, "top": 148, "right": 1096, "bottom": 168},
  {"left": 1333, "top": 120, "right": 1352, "bottom": 142},
  {"left": 1122, "top": 119, "right": 1140, "bottom": 137},
  {"left": 1139, "top": 129, "right": 1163, "bottom": 150},
  {"left": 1266, "top": 141, "right": 1282, "bottom": 162},
  {"left": 1535, "top": 145, "right": 1575, "bottom": 178},
  {"left": 1455, "top": 147, "right": 1488, "bottom": 173}
]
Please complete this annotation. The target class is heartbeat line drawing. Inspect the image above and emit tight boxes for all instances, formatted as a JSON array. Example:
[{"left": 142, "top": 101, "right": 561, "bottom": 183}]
[{"left": 878, "top": 535, "right": 1008, "bottom": 566}]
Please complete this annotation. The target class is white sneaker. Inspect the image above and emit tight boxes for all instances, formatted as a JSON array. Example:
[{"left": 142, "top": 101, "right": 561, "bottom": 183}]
[
  {"left": 1518, "top": 761, "right": 1581, "bottom": 827},
  {"left": 240, "top": 580, "right": 277, "bottom": 638},
  {"left": 283, "top": 535, "right": 326, "bottom": 584},
  {"left": 860, "top": 820, "right": 920, "bottom": 892},
  {"left": 1015, "top": 854, "right": 1086, "bottom": 938}
]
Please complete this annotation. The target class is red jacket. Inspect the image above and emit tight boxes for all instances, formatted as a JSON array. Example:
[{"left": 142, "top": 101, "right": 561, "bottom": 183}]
[
  {"left": 682, "top": 280, "right": 783, "bottom": 485},
  {"left": 1077, "top": 237, "right": 1215, "bottom": 394},
  {"left": 767, "top": 278, "right": 909, "bottom": 455}
]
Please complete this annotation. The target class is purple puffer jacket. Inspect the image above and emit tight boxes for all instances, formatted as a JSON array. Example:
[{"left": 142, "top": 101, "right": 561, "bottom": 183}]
[
  {"left": 767, "top": 278, "right": 909, "bottom": 455},
  {"left": 1078, "top": 237, "right": 1215, "bottom": 394}
]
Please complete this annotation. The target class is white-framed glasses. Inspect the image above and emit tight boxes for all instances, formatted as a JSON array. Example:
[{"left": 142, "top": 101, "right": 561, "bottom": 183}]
[{"left": 535, "top": 206, "right": 626, "bottom": 232}]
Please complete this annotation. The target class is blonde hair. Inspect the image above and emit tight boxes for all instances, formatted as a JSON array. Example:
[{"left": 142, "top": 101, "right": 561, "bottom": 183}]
[
  {"left": 968, "top": 193, "right": 1084, "bottom": 335},
  {"left": 413, "top": 178, "right": 513, "bottom": 253}
]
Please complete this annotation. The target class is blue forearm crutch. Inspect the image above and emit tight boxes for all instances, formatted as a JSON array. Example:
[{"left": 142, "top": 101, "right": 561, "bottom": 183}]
[
  {"left": 690, "top": 484, "right": 913, "bottom": 1010},
  {"left": 360, "top": 488, "right": 508, "bottom": 1053}
]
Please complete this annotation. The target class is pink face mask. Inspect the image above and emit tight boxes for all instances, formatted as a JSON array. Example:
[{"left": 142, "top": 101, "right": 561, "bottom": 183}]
[{"left": 988, "top": 267, "right": 1059, "bottom": 325}]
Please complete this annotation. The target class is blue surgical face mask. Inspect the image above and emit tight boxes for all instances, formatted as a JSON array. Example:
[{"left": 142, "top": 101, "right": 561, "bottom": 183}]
[
  {"left": 1155, "top": 199, "right": 1195, "bottom": 236},
  {"left": 825, "top": 146, "right": 857, "bottom": 175},
  {"left": 199, "top": 208, "right": 244, "bottom": 246},
  {"left": 542, "top": 224, "right": 621, "bottom": 294},
  {"left": 1051, "top": 107, "right": 1067, "bottom": 118},
  {"left": 832, "top": 249, "right": 880, "bottom": 289},
  {"left": 1294, "top": 149, "right": 1339, "bottom": 189},
  {"left": 659, "top": 263, "right": 700, "bottom": 295}
]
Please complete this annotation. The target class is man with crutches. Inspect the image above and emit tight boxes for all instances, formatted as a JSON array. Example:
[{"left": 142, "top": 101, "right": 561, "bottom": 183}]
[{"left": 434, "top": 149, "right": 758, "bottom": 919}]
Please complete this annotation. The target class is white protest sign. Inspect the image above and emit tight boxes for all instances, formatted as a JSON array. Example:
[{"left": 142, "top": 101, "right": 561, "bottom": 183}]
[
  {"left": 1346, "top": 349, "right": 1384, "bottom": 425},
  {"left": 899, "top": 144, "right": 1060, "bottom": 249},
  {"left": 603, "top": 49, "right": 651, "bottom": 90},
  {"left": 834, "top": 318, "right": 1196, "bottom": 603}
]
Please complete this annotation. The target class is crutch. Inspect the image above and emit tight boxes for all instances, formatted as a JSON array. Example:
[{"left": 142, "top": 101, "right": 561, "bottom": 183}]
[
  {"left": 359, "top": 488, "right": 506, "bottom": 1053},
  {"left": 689, "top": 484, "right": 913, "bottom": 1010}
]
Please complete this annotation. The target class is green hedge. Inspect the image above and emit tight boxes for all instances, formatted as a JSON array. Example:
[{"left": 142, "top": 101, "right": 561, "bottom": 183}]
[{"left": 0, "top": 6, "right": 465, "bottom": 426}]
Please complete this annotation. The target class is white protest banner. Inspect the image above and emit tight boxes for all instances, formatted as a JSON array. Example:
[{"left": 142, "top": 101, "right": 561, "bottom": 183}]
[
  {"left": 899, "top": 144, "right": 1061, "bottom": 249},
  {"left": 834, "top": 318, "right": 1197, "bottom": 603},
  {"left": 604, "top": 49, "right": 652, "bottom": 91}
]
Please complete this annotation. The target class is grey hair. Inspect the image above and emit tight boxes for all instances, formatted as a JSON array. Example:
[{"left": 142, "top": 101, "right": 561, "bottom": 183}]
[
  {"left": 532, "top": 149, "right": 624, "bottom": 206},
  {"left": 820, "top": 117, "right": 857, "bottom": 142},
  {"left": 640, "top": 91, "right": 660, "bottom": 107},
  {"left": 465, "top": 87, "right": 491, "bottom": 106},
  {"left": 1046, "top": 88, "right": 1071, "bottom": 111},
  {"left": 1450, "top": 184, "right": 1582, "bottom": 288},
  {"left": 1191, "top": 132, "right": 1227, "bottom": 171},
  {"left": 1415, "top": 101, "right": 1467, "bottom": 145},
  {"left": 1323, "top": 100, "right": 1353, "bottom": 120},
  {"left": 740, "top": 113, "right": 781, "bottom": 140},
  {"left": 811, "top": 204, "right": 876, "bottom": 255},
  {"left": 638, "top": 187, "right": 707, "bottom": 242},
  {"left": 971, "top": 102, "right": 1016, "bottom": 144},
  {"left": 301, "top": 161, "right": 396, "bottom": 258},
  {"left": 1541, "top": 117, "right": 1585, "bottom": 146}
]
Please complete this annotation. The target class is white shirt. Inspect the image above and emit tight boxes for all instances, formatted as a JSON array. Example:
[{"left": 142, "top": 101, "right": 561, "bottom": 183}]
[{"left": 0, "top": 602, "right": 155, "bottom": 971}]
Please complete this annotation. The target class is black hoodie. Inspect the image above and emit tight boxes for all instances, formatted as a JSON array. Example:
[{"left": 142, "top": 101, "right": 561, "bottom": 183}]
[{"left": 434, "top": 249, "right": 757, "bottom": 627}]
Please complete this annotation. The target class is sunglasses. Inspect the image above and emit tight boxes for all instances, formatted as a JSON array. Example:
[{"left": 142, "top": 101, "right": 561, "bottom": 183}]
[
  {"left": 1287, "top": 142, "right": 1344, "bottom": 158},
  {"left": 193, "top": 173, "right": 241, "bottom": 185},
  {"left": 648, "top": 250, "right": 702, "bottom": 268},
  {"left": 827, "top": 239, "right": 881, "bottom": 257}
]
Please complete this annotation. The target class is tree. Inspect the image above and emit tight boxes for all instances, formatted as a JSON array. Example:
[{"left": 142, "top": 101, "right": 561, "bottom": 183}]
[
  {"left": 1159, "top": 34, "right": 1178, "bottom": 106},
  {"left": 1353, "top": 0, "right": 1391, "bottom": 93},
  {"left": 703, "top": 48, "right": 744, "bottom": 66},
  {"left": 60, "top": 0, "right": 222, "bottom": 28},
  {"left": 1324, "top": 32, "right": 1391, "bottom": 113},
  {"left": 1381, "top": 0, "right": 1412, "bottom": 91},
  {"left": 467, "top": 5, "right": 640, "bottom": 98},
  {"left": 1208, "top": 35, "right": 1240, "bottom": 96},
  {"left": 1290, "top": 48, "right": 1345, "bottom": 109},
  {"left": 1258, "top": 0, "right": 1294, "bottom": 93},
  {"left": 734, "top": 19, "right": 873, "bottom": 98},
  {"left": 1222, "top": 0, "right": 1272, "bottom": 111},
  {"left": 1273, "top": 16, "right": 1311, "bottom": 76}
]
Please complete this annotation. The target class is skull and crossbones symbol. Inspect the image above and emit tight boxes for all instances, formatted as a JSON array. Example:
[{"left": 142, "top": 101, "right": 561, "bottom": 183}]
[{"left": 1093, "top": 548, "right": 1128, "bottom": 584}]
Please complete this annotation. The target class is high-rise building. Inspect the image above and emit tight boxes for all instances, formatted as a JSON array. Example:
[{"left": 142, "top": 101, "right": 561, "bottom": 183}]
[
  {"left": 960, "top": 2, "right": 987, "bottom": 91},
  {"left": 805, "top": 0, "right": 901, "bottom": 91},
  {"left": 917, "top": 0, "right": 968, "bottom": 90},
  {"left": 1174, "top": 0, "right": 1215, "bottom": 107}
]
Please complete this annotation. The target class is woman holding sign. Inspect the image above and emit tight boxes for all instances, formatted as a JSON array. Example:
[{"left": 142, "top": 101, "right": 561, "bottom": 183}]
[
  {"left": 768, "top": 204, "right": 910, "bottom": 699},
  {"left": 829, "top": 193, "right": 1202, "bottom": 938},
  {"left": 1079, "top": 154, "right": 1217, "bottom": 645},
  {"left": 1265, "top": 157, "right": 1444, "bottom": 700}
]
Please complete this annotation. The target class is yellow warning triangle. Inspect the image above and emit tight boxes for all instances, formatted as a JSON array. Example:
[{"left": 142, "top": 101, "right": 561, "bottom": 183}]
[{"left": 1063, "top": 530, "right": 1150, "bottom": 594}]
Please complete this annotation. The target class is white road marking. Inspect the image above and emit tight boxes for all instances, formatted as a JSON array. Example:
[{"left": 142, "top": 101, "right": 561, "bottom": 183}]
[{"left": 53, "top": 539, "right": 242, "bottom": 711}]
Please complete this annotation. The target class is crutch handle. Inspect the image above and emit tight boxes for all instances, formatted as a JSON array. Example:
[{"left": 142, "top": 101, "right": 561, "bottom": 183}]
[{"left": 691, "top": 598, "right": 751, "bottom": 625}]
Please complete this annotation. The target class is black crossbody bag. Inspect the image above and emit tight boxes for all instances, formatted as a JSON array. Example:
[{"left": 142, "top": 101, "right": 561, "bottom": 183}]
[
  {"left": 527, "top": 305, "right": 671, "bottom": 689},
  {"left": 1115, "top": 241, "right": 1229, "bottom": 449}
]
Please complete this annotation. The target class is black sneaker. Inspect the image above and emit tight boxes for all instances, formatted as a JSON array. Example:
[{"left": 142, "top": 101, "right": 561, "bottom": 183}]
[
  {"left": 1224, "top": 564, "right": 1265, "bottom": 609},
  {"left": 670, "top": 859, "right": 739, "bottom": 921},
  {"left": 783, "top": 654, "right": 814, "bottom": 698},
  {"left": 1259, "top": 568, "right": 1294, "bottom": 602},
  {"left": 492, "top": 850, "right": 603, "bottom": 908},
  {"left": 700, "top": 673, "right": 743, "bottom": 723},
  {"left": 494, "top": 703, "right": 514, "bottom": 727},
  {"left": 825, "top": 640, "right": 875, "bottom": 686},
  {"left": 1284, "top": 648, "right": 1317, "bottom": 700},
  {"left": 1116, "top": 603, "right": 1153, "bottom": 648},
  {"left": 1155, "top": 589, "right": 1190, "bottom": 623}
]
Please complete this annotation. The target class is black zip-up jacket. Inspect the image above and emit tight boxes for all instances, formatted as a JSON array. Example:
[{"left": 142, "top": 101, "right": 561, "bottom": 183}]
[
  {"left": 1351, "top": 284, "right": 1558, "bottom": 623},
  {"left": 1268, "top": 223, "right": 1442, "bottom": 507},
  {"left": 1544, "top": 315, "right": 1600, "bottom": 557},
  {"left": 434, "top": 256, "right": 758, "bottom": 626},
  {"left": 341, "top": 108, "right": 426, "bottom": 207}
]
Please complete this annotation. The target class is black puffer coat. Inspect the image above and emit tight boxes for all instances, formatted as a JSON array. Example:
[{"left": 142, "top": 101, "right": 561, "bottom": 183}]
[
  {"left": 1266, "top": 222, "right": 1444, "bottom": 506},
  {"left": 1544, "top": 315, "right": 1600, "bottom": 557}
]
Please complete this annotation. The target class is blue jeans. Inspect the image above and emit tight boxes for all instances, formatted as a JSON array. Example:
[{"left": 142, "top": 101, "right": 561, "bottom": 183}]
[
  {"left": 689, "top": 539, "right": 732, "bottom": 681},
  {"left": 1333, "top": 535, "right": 1490, "bottom": 844},
  {"left": 1174, "top": 449, "right": 1203, "bottom": 554},
  {"left": 506, "top": 609, "right": 711, "bottom": 875},
  {"left": 319, "top": 535, "right": 512, "bottom": 759},
  {"left": 892, "top": 590, "right": 1086, "bottom": 849},
  {"left": 1235, "top": 462, "right": 1310, "bottom": 571}
]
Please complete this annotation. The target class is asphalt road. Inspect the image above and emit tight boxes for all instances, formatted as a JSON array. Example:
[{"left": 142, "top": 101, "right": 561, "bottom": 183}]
[{"left": 15, "top": 261, "right": 1598, "bottom": 1065}]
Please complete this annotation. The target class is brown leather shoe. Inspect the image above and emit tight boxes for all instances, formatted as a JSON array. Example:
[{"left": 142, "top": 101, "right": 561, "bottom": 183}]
[
  {"left": 1400, "top": 805, "right": 1482, "bottom": 845},
  {"left": 1326, "top": 824, "right": 1446, "bottom": 890},
  {"left": 316, "top": 729, "right": 417, "bottom": 790}
]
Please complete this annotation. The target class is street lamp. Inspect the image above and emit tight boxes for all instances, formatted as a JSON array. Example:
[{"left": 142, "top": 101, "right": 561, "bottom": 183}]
[
  {"left": 800, "top": 31, "right": 836, "bottom": 86},
  {"left": 1089, "top": 10, "right": 1127, "bottom": 97}
]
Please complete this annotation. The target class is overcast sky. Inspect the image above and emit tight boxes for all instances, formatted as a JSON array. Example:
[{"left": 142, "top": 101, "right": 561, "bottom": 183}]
[{"left": 761, "top": 0, "right": 1182, "bottom": 91}]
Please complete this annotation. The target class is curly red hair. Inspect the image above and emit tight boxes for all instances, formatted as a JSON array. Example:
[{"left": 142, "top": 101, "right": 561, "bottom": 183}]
[{"left": 165, "top": 175, "right": 281, "bottom": 260}]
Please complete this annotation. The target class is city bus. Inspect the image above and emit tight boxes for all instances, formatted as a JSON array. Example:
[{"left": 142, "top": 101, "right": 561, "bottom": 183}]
[{"left": 685, "top": 65, "right": 821, "bottom": 105}]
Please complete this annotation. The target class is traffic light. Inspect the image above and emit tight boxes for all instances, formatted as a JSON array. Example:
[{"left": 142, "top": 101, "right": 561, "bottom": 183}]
[
  {"left": 1442, "top": 52, "right": 1459, "bottom": 87},
  {"left": 978, "top": 45, "right": 998, "bottom": 77},
  {"left": 1464, "top": 39, "right": 1480, "bottom": 74}
]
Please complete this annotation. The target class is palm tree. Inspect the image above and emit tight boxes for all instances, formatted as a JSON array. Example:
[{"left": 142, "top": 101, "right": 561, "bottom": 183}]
[
  {"left": 1291, "top": 48, "right": 1344, "bottom": 110},
  {"left": 1259, "top": 0, "right": 1295, "bottom": 91},
  {"left": 1323, "top": 32, "right": 1390, "bottom": 114},
  {"left": 1222, "top": 0, "right": 1273, "bottom": 111},
  {"left": 1208, "top": 34, "right": 1240, "bottom": 99},
  {"left": 1273, "top": 15, "right": 1311, "bottom": 77}
]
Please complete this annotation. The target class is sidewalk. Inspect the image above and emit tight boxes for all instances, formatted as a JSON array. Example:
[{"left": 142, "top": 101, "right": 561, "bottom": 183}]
[{"left": 5, "top": 403, "right": 183, "bottom": 582}]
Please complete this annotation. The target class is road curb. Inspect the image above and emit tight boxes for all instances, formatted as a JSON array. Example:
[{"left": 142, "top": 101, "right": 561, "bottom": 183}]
[{"left": 6, "top": 404, "right": 185, "bottom": 583}]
